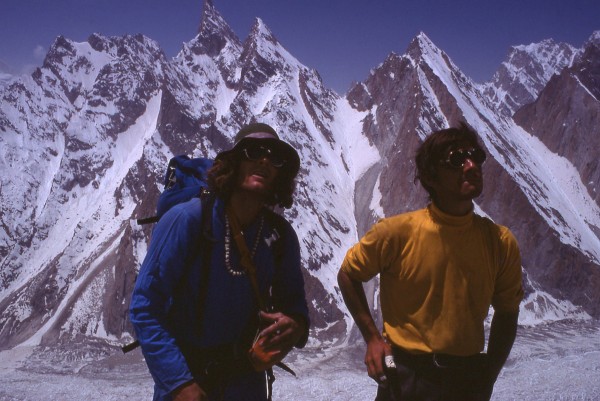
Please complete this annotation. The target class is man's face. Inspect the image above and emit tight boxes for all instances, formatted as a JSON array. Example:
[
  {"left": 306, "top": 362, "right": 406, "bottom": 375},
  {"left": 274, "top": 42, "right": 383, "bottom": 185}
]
[
  {"left": 430, "top": 143, "right": 485, "bottom": 204},
  {"left": 236, "top": 143, "right": 282, "bottom": 197}
]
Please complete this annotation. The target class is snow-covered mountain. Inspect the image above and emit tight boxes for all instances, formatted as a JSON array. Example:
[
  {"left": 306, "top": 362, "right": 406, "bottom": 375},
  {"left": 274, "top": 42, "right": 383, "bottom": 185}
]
[
  {"left": 0, "top": 0, "right": 598, "bottom": 352},
  {"left": 480, "top": 39, "right": 580, "bottom": 117},
  {"left": 515, "top": 31, "right": 600, "bottom": 206}
]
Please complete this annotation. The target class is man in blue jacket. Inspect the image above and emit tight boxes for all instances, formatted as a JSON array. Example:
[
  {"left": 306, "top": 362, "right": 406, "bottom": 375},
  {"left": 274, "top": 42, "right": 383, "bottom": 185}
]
[{"left": 130, "top": 123, "right": 310, "bottom": 401}]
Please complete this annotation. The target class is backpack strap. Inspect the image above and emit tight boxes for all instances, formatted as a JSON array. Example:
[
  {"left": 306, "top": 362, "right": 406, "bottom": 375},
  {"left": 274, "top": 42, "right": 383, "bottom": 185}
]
[
  {"left": 194, "top": 189, "right": 216, "bottom": 335},
  {"left": 226, "top": 206, "right": 296, "bottom": 385}
]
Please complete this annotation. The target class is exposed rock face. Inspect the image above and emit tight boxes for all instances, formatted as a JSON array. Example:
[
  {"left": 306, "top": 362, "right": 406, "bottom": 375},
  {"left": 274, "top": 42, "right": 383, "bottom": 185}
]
[
  {"left": 515, "top": 32, "right": 600, "bottom": 205},
  {"left": 510, "top": 33, "right": 600, "bottom": 316},
  {"left": 0, "top": 3, "right": 598, "bottom": 353}
]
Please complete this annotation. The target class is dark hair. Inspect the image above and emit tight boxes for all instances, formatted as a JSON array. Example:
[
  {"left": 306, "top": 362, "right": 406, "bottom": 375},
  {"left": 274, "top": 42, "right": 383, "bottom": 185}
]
[
  {"left": 415, "top": 122, "right": 484, "bottom": 199},
  {"left": 207, "top": 149, "right": 297, "bottom": 209}
]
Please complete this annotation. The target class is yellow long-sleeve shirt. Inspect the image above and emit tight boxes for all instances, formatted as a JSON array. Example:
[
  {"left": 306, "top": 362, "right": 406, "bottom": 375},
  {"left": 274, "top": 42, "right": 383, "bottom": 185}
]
[{"left": 341, "top": 203, "right": 523, "bottom": 356}]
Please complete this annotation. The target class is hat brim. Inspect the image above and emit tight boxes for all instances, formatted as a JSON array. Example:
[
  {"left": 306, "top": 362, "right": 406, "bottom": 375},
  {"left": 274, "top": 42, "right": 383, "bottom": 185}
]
[{"left": 217, "top": 137, "right": 300, "bottom": 177}]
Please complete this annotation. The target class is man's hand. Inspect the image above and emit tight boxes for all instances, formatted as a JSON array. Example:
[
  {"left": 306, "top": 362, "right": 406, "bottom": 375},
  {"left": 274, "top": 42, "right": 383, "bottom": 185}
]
[
  {"left": 365, "top": 335, "right": 393, "bottom": 385},
  {"left": 256, "top": 311, "right": 306, "bottom": 354},
  {"left": 172, "top": 381, "right": 207, "bottom": 401}
]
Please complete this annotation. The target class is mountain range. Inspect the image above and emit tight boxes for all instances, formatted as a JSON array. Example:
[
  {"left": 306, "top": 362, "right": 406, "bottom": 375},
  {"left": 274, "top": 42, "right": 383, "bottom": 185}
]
[{"left": 0, "top": 0, "right": 598, "bottom": 351}]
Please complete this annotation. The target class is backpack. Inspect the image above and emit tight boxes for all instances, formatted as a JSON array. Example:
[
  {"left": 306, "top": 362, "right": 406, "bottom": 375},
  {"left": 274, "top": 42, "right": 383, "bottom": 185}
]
[{"left": 136, "top": 155, "right": 214, "bottom": 225}]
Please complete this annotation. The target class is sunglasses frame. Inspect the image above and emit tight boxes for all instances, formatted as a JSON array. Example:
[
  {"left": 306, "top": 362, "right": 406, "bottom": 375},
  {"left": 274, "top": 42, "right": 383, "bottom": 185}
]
[
  {"left": 242, "top": 145, "right": 286, "bottom": 168},
  {"left": 442, "top": 147, "right": 486, "bottom": 169}
]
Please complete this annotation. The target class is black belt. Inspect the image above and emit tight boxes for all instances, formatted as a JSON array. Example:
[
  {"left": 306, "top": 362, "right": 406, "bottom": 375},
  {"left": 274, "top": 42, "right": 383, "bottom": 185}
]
[
  {"left": 392, "top": 346, "right": 487, "bottom": 370},
  {"left": 385, "top": 347, "right": 493, "bottom": 401}
]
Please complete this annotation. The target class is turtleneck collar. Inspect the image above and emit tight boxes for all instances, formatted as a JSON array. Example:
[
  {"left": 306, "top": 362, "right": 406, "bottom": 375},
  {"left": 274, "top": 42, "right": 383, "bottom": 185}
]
[{"left": 427, "top": 202, "right": 474, "bottom": 229}]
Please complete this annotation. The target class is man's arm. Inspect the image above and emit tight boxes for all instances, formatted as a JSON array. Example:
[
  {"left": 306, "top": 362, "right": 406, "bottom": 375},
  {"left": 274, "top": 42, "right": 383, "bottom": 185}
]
[
  {"left": 129, "top": 204, "right": 202, "bottom": 396},
  {"left": 337, "top": 268, "right": 391, "bottom": 384},
  {"left": 487, "top": 310, "right": 519, "bottom": 381}
]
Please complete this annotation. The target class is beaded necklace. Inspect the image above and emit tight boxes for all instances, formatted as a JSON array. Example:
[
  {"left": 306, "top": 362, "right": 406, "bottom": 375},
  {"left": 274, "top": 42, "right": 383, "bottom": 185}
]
[{"left": 224, "top": 214, "right": 265, "bottom": 276}]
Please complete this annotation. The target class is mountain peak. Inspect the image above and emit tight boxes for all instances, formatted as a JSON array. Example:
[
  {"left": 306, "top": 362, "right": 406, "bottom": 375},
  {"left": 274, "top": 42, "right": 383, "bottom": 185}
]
[
  {"left": 191, "top": 0, "right": 241, "bottom": 57},
  {"left": 198, "top": 0, "right": 218, "bottom": 34},
  {"left": 407, "top": 32, "right": 443, "bottom": 60},
  {"left": 415, "top": 31, "right": 433, "bottom": 44},
  {"left": 481, "top": 37, "right": 580, "bottom": 116},
  {"left": 249, "top": 17, "right": 278, "bottom": 45},
  {"left": 585, "top": 30, "right": 600, "bottom": 49},
  {"left": 403, "top": 32, "right": 459, "bottom": 81},
  {"left": 242, "top": 16, "right": 297, "bottom": 68}
]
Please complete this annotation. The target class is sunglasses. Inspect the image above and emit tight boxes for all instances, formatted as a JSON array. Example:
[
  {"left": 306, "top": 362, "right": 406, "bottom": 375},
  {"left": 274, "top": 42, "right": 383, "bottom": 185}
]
[
  {"left": 442, "top": 148, "right": 486, "bottom": 169},
  {"left": 242, "top": 145, "right": 286, "bottom": 168}
]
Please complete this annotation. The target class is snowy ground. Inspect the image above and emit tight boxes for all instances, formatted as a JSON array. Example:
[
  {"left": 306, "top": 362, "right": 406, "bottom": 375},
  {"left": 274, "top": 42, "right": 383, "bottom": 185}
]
[{"left": 1, "top": 320, "right": 599, "bottom": 401}]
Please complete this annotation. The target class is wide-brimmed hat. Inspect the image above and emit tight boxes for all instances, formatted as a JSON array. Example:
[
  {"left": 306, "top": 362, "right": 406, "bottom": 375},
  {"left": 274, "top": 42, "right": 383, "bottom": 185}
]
[{"left": 216, "top": 123, "right": 300, "bottom": 178}]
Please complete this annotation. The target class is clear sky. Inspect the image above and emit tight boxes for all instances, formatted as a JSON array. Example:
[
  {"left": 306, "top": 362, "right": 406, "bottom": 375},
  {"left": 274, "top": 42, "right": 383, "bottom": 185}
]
[{"left": 1, "top": 0, "right": 599, "bottom": 93}]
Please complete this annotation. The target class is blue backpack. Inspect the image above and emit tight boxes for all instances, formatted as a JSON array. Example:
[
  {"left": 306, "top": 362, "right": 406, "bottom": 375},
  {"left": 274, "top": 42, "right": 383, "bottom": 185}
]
[
  {"left": 123, "top": 155, "right": 215, "bottom": 354},
  {"left": 137, "top": 155, "right": 214, "bottom": 225}
]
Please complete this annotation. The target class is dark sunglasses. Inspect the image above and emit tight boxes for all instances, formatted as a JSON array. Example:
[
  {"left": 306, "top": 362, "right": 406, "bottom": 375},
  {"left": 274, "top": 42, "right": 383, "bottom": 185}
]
[
  {"left": 242, "top": 145, "right": 286, "bottom": 168},
  {"left": 442, "top": 148, "right": 486, "bottom": 169}
]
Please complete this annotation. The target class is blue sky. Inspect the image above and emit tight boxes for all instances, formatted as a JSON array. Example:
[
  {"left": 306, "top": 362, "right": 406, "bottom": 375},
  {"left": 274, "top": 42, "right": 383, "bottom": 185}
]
[{"left": 1, "top": 0, "right": 599, "bottom": 93}]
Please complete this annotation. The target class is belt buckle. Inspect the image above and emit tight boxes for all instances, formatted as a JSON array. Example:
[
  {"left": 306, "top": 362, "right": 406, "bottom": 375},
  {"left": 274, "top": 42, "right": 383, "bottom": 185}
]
[{"left": 432, "top": 353, "right": 449, "bottom": 369}]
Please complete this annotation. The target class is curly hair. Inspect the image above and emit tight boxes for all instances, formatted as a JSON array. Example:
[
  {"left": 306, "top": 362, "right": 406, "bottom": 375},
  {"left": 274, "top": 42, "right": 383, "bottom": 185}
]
[
  {"left": 415, "top": 122, "right": 484, "bottom": 199},
  {"left": 206, "top": 150, "right": 297, "bottom": 209}
]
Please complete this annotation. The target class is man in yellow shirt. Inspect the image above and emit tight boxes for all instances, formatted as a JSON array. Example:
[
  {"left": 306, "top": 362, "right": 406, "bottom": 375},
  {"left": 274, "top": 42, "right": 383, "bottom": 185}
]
[{"left": 338, "top": 123, "right": 523, "bottom": 401}]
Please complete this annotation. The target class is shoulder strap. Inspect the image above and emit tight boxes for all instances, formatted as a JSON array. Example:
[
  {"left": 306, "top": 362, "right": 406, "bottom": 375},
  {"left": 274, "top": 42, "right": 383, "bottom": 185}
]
[
  {"left": 226, "top": 206, "right": 297, "bottom": 382},
  {"left": 194, "top": 189, "right": 216, "bottom": 335},
  {"left": 225, "top": 208, "right": 295, "bottom": 341}
]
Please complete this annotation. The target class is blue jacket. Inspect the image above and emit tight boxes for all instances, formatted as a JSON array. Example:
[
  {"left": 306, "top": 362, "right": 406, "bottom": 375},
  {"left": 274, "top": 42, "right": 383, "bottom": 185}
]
[{"left": 129, "top": 197, "right": 309, "bottom": 400}]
